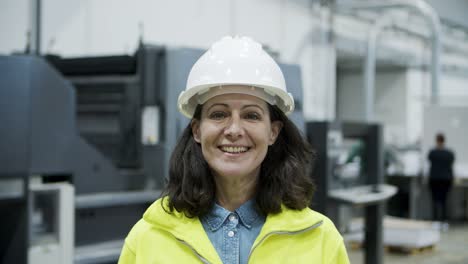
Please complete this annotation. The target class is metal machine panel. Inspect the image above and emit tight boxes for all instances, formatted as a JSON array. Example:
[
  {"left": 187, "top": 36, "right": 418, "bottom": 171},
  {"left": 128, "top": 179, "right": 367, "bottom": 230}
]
[
  {"left": 0, "top": 56, "right": 76, "bottom": 176},
  {"left": 280, "top": 63, "right": 304, "bottom": 107},
  {"left": 279, "top": 63, "right": 305, "bottom": 132},
  {"left": 161, "top": 48, "right": 204, "bottom": 178},
  {"left": 0, "top": 56, "right": 33, "bottom": 175},
  {"left": 65, "top": 136, "right": 123, "bottom": 194},
  {"left": 307, "top": 121, "right": 392, "bottom": 209},
  {"left": 29, "top": 182, "right": 74, "bottom": 264},
  {"left": 0, "top": 56, "right": 31, "bottom": 264},
  {"left": 307, "top": 121, "right": 393, "bottom": 264},
  {"left": 0, "top": 56, "right": 73, "bottom": 264},
  {"left": 0, "top": 197, "right": 28, "bottom": 264},
  {"left": 28, "top": 58, "right": 76, "bottom": 175}
]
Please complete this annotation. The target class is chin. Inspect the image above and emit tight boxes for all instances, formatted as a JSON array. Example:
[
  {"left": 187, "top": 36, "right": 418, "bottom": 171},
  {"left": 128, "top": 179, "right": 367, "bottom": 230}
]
[
  {"left": 215, "top": 169, "right": 248, "bottom": 178},
  {"left": 212, "top": 164, "right": 258, "bottom": 179}
]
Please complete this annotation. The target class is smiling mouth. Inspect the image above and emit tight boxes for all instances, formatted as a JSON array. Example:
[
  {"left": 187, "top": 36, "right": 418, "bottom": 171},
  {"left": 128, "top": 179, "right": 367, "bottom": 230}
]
[{"left": 219, "top": 146, "right": 250, "bottom": 154}]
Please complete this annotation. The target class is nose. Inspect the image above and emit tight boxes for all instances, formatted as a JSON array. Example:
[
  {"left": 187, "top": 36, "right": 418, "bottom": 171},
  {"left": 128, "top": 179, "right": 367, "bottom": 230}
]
[{"left": 224, "top": 114, "right": 244, "bottom": 139}]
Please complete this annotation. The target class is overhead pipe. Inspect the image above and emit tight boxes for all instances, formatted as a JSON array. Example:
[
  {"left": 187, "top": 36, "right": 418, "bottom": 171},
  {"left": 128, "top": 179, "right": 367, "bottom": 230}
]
[
  {"left": 341, "top": 10, "right": 468, "bottom": 58},
  {"left": 338, "top": 0, "right": 442, "bottom": 107},
  {"left": 29, "top": 0, "right": 42, "bottom": 55},
  {"left": 364, "top": 14, "right": 395, "bottom": 121}
]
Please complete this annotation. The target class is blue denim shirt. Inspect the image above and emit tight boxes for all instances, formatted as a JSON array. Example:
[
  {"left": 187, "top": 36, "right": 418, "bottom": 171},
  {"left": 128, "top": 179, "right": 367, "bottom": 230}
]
[{"left": 200, "top": 200, "right": 265, "bottom": 264}]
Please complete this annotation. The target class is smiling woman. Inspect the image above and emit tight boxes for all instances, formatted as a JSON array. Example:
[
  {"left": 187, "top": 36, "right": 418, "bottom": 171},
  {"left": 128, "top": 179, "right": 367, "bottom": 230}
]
[
  {"left": 118, "top": 36, "right": 350, "bottom": 264},
  {"left": 191, "top": 92, "right": 282, "bottom": 206}
]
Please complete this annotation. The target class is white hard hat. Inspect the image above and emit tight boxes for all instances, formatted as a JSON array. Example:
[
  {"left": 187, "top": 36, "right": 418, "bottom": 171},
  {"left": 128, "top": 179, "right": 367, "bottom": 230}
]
[{"left": 178, "top": 36, "right": 295, "bottom": 118}]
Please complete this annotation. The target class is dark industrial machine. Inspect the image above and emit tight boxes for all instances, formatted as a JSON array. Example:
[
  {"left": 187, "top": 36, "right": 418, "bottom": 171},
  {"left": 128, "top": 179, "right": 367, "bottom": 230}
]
[
  {"left": 46, "top": 45, "right": 204, "bottom": 263},
  {"left": 0, "top": 47, "right": 200, "bottom": 263},
  {"left": 0, "top": 44, "right": 306, "bottom": 263},
  {"left": 45, "top": 44, "right": 202, "bottom": 192},
  {"left": 0, "top": 55, "right": 77, "bottom": 264},
  {"left": 307, "top": 121, "right": 396, "bottom": 264}
]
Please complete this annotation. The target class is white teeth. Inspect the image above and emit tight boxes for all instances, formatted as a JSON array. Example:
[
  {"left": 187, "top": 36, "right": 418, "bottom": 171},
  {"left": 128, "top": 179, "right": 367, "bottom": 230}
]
[{"left": 220, "top": 146, "right": 248, "bottom": 153}]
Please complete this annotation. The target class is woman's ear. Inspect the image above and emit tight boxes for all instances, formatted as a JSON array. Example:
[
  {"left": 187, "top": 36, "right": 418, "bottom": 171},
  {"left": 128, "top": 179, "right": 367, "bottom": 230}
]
[
  {"left": 269, "top": 121, "right": 283, "bottom": 145},
  {"left": 191, "top": 120, "right": 201, "bottom": 143}
]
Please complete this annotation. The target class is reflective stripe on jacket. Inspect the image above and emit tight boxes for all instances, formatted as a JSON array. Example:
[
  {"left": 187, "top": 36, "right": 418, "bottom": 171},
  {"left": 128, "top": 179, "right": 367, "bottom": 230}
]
[{"left": 118, "top": 198, "right": 350, "bottom": 264}]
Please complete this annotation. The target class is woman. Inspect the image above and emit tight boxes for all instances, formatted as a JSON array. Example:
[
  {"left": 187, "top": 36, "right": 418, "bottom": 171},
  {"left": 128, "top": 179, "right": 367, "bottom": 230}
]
[{"left": 119, "top": 36, "right": 349, "bottom": 264}]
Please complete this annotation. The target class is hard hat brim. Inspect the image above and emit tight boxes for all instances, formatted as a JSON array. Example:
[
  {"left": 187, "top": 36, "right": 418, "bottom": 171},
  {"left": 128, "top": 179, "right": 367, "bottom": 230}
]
[{"left": 178, "top": 83, "right": 294, "bottom": 118}]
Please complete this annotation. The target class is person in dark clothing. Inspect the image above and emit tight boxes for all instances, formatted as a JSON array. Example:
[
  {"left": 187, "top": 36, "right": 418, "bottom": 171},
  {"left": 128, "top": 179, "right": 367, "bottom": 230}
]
[{"left": 428, "top": 133, "right": 455, "bottom": 222}]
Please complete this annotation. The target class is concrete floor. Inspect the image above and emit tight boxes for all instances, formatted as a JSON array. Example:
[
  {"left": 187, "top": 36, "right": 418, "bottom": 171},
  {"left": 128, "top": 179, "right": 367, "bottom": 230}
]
[{"left": 347, "top": 222, "right": 468, "bottom": 264}]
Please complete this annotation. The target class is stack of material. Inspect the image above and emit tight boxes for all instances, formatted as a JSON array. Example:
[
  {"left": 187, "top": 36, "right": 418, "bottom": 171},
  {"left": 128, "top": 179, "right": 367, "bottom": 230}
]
[{"left": 345, "top": 216, "right": 440, "bottom": 249}]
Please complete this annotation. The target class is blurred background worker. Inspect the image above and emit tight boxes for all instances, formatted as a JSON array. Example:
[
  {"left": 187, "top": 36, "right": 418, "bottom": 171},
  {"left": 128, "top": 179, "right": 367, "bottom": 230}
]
[{"left": 428, "top": 133, "right": 455, "bottom": 222}]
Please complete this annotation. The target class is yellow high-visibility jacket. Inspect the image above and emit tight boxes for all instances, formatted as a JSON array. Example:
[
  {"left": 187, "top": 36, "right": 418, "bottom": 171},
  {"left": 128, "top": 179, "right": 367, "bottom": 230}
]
[{"left": 119, "top": 198, "right": 350, "bottom": 264}]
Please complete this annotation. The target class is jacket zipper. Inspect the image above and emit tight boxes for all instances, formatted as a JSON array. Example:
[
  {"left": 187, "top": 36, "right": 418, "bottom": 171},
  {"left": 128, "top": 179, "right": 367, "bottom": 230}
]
[
  {"left": 176, "top": 238, "right": 211, "bottom": 264},
  {"left": 247, "top": 220, "right": 324, "bottom": 263}
]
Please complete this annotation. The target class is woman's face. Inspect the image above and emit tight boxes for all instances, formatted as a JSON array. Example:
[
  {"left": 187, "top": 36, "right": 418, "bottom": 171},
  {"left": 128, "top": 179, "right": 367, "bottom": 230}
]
[{"left": 191, "top": 93, "right": 282, "bottom": 181}]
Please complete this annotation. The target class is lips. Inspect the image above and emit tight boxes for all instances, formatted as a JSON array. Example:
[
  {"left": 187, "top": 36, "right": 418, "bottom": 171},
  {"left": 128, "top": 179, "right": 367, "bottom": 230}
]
[{"left": 219, "top": 146, "right": 250, "bottom": 154}]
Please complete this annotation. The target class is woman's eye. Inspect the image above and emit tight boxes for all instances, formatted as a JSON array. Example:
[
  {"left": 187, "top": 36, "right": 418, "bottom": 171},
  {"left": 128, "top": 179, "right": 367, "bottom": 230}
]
[
  {"left": 209, "top": 111, "right": 227, "bottom": 120},
  {"left": 245, "top": 112, "right": 261, "bottom": 120}
]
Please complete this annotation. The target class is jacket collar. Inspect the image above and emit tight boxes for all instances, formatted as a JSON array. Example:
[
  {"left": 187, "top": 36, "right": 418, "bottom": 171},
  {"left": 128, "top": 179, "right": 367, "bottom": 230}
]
[
  {"left": 143, "top": 198, "right": 325, "bottom": 263},
  {"left": 143, "top": 198, "right": 222, "bottom": 264},
  {"left": 256, "top": 204, "right": 324, "bottom": 240}
]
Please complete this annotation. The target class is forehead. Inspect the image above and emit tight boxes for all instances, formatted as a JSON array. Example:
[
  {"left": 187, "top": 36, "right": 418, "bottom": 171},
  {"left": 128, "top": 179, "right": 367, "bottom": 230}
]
[{"left": 203, "top": 93, "right": 269, "bottom": 109}]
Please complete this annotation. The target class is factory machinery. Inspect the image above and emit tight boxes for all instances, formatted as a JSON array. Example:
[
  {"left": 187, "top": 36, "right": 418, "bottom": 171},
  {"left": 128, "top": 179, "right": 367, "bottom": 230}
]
[
  {"left": 306, "top": 121, "right": 397, "bottom": 264},
  {"left": 0, "top": 44, "right": 305, "bottom": 264}
]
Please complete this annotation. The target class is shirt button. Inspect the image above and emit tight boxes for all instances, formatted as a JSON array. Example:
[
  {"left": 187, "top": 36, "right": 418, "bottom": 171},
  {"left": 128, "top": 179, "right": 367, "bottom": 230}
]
[
  {"left": 228, "top": 231, "right": 235, "bottom": 237},
  {"left": 229, "top": 215, "right": 237, "bottom": 222}
]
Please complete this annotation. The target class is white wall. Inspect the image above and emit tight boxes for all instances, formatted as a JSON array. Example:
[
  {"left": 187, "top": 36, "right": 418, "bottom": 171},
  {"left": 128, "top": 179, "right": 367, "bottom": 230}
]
[
  {"left": 0, "top": 0, "right": 29, "bottom": 54},
  {"left": 336, "top": 68, "right": 412, "bottom": 145},
  {"left": 336, "top": 69, "right": 366, "bottom": 121},
  {"left": 2, "top": 0, "right": 320, "bottom": 56},
  {"left": 439, "top": 73, "right": 468, "bottom": 106},
  {"left": 374, "top": 70, "right": 408, "bottom": 145},
  {"left": 406, "top": 69, "right": 427, "bottom": 145}
]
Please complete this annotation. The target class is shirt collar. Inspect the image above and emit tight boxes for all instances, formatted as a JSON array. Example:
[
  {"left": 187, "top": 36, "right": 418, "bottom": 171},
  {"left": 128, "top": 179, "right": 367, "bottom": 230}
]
[
  {"left": 201, "top": 199, "right": 263, "bottom": 231},
  {"left": 236, "top": 199, "right": 262, "bottom": 229}
]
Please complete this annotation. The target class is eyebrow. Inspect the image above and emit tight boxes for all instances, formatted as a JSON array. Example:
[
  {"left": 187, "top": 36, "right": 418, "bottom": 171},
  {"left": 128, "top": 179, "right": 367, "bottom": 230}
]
[
  {"left": 206, "top": 103, "right": 229, "bottom": 112},
  {"left": 206, "top": 103, "right": 266, "bottom": 114},
  {"left": 242, "top": 104, "right": 265, "bottom": 114}
]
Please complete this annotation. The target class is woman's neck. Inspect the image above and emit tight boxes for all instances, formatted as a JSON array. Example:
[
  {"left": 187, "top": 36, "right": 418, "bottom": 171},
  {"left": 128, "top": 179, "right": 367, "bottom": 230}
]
[{"left": 214, "top": 174, "right": 258, "bottom": 212}]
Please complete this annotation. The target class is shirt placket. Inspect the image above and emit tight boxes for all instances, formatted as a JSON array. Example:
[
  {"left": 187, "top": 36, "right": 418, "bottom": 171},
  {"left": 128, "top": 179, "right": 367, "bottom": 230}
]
[{"left": 223, "top": 213, "right": 239, "bottom": 264}]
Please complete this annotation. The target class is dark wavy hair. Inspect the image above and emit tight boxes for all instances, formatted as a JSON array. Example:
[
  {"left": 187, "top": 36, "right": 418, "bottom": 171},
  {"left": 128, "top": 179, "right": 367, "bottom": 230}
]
[{"left": 161, "top": 104, "right": 315, "bottom": 217}]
